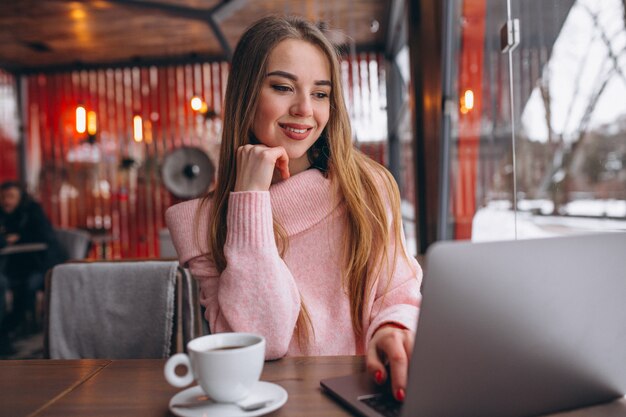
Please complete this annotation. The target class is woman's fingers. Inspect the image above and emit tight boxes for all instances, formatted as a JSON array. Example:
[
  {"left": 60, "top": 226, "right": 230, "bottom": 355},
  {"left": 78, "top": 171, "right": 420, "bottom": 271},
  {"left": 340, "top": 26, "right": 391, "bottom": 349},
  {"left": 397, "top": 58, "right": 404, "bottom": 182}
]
[
  {"left": 384, "top": 335, "right": 409, "bottom": 401},
  {"left": 271, "top": 147, "right": 291, "bottom": 180},
  {"left": 367, "top": 326, "right": 413, "bottom": 401},
  {"left": 234, "top": 145, "right": 290, "bottom": 191},
  {"left": 366, "top": 338, "right": 387, "bottom": 385}
]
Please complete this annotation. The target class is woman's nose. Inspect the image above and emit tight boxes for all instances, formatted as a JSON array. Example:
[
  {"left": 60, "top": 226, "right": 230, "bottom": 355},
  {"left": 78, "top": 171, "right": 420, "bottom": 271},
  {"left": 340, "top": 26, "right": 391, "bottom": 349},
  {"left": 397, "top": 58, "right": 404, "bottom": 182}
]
[{"left": 290, "top": 93, "right": 313, "bottom": 117}]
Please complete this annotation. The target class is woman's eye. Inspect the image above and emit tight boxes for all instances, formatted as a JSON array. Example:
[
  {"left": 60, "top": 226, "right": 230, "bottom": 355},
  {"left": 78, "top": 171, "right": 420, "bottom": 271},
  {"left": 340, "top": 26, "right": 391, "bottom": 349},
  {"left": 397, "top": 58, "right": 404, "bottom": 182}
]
[
  {"left": 314, "top": 92, "right": 329, "bottom": 99},
  {"left": 271, "top": 85, "right": 292, "bottom": 92}
]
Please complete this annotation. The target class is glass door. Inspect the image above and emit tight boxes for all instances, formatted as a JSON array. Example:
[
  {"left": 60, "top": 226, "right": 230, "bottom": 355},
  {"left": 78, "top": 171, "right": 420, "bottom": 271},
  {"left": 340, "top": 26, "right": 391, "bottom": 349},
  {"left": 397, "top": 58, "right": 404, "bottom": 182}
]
[{"left": 442, "top": 0, "right": 626, "bottom": 242}]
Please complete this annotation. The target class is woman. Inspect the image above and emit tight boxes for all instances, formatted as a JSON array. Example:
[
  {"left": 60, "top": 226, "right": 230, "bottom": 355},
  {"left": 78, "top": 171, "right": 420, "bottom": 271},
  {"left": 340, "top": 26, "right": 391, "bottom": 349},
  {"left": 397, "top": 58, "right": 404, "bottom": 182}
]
[{"left": 166, "top": 15, "right": 422, "bottom": 401}]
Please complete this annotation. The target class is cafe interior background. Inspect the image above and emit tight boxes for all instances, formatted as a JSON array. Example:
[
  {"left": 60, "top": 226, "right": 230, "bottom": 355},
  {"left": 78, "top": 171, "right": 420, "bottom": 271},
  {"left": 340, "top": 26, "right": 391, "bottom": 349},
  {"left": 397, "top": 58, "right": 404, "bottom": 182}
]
[{"left": 0, "top": 0, "right": 625, "bottom": 357}]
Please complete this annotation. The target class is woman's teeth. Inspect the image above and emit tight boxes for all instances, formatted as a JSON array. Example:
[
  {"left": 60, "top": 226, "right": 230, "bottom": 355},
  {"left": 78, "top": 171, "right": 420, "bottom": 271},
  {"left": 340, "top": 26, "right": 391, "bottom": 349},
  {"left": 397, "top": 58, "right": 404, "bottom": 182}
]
[{"left": 285, "top": 126, "right": 307, "bottom": 134}]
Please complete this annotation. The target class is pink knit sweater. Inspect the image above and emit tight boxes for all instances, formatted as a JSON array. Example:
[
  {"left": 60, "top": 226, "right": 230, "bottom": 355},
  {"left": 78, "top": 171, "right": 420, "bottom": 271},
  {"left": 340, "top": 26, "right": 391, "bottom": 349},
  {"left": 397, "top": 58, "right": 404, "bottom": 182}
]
[{"left": 165, "top": 168, "right": 422, "bottom": 359}]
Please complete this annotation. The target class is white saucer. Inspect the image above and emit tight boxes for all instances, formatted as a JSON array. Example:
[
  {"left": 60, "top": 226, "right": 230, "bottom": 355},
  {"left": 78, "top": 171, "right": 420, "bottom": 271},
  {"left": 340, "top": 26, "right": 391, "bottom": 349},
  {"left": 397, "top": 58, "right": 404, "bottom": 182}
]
[{"left": 169, "top": 382, "right": 288, "bottom": 417}]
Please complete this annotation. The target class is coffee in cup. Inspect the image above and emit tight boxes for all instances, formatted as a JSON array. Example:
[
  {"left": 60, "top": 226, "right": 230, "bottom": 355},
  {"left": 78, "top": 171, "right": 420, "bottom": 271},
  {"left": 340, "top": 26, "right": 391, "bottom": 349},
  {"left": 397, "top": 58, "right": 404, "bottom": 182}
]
[{"left": 164, "top": 332, "right": 265, "bottom": 403}]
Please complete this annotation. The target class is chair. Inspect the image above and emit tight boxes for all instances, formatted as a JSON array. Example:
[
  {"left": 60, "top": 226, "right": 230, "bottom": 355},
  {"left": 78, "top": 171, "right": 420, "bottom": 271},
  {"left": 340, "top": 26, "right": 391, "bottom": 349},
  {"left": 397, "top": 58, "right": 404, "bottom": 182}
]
[
  {"left": 43, "top": 260, "right": 201, "bottom": 359},
  {"left": 157, "top": 229, "right": 209, "bottom": 334},
  {"left": 54, "top": 228, "right": 91, "bottom": 260},
  {"left": 158, "top": 228, "right": 177, "bottom": 259},
  {"left": 31, "top": 228, "right": 91, "bottom": 327}
]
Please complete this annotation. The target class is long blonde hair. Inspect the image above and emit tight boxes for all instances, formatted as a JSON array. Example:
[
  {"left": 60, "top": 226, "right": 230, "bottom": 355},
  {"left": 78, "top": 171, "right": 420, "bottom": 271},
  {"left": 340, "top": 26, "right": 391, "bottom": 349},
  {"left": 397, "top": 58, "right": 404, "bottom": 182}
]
[{"left": 203, "top": 15, "right": 410, "bottom": 345}]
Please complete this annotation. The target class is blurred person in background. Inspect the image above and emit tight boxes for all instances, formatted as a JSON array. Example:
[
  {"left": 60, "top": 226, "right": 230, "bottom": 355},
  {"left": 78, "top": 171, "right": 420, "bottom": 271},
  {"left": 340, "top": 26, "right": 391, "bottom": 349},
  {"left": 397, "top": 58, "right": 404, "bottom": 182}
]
[{"left": 0, "top": 181, "right": 67, "bottom": 348}]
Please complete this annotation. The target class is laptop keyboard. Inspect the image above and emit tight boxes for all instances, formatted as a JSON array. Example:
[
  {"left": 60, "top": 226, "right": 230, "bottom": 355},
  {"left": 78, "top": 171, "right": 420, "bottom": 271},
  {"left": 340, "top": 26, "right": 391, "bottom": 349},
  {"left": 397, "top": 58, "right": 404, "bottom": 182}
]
[{"left": 359, "top": 394, "right": 403, "bottom": 417}]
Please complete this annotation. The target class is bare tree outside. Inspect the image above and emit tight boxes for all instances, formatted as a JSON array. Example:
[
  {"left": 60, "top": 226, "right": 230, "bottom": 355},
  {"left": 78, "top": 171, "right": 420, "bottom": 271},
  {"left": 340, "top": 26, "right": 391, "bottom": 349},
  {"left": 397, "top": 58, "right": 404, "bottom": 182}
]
[{"left": 521, "top": 0, "right": 626, "bottom": 216}]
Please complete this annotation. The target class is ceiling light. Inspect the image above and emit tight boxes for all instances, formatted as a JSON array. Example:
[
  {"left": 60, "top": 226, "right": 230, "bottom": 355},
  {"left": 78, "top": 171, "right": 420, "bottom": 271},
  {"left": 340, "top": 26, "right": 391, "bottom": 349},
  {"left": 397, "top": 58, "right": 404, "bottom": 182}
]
[{"left": 76, "top": 106, "right": 86, "bottom": 134}]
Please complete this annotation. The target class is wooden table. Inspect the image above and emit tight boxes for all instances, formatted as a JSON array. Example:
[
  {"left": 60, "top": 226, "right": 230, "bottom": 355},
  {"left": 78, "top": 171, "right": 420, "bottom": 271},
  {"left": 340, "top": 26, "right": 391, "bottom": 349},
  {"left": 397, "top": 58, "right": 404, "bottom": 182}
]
[
  {"left": 0, "top": 243, "right": 48, "bottom": 256},
  {"left": 1, "top": 357, "right": 625, "bottom": 417},
  {"left": 0, "top": 243, "right": 48, "bottom": 277}
]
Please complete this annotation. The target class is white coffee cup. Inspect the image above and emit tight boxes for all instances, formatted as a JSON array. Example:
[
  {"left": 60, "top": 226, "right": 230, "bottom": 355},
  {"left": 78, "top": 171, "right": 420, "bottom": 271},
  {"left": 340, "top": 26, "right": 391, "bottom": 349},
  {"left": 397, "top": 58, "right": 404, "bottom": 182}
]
[{"left": 164, "top": 333, "right": 266, "bottom": 403}]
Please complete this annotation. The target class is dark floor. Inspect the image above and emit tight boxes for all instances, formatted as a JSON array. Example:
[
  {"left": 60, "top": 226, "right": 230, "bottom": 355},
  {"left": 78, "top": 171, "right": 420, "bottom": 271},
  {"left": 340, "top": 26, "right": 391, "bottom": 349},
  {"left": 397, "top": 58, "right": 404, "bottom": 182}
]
[
  {"left": 1, "top": 331, "right": 44, "bottom": 359},
  {"left": 1, "top": 290, "right": 46, "bottom": 359}
]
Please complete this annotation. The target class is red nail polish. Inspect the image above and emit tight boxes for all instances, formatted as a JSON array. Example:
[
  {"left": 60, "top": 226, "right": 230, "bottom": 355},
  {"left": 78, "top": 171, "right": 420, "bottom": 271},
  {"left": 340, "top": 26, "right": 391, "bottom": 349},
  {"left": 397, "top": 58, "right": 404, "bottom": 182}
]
[
  {"left": 396, "top": 388, "right": 405, "bottom": 401},
  {"left": 375, "top": 370, "right": 382, "bottom": 384}
]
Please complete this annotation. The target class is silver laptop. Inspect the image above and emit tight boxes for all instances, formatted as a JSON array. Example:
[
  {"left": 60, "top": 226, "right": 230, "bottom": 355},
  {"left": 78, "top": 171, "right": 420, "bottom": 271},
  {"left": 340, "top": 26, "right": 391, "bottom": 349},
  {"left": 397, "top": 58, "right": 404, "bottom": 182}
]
[{"left": 321, "top": 232, "right": 626, "bottom": 417}]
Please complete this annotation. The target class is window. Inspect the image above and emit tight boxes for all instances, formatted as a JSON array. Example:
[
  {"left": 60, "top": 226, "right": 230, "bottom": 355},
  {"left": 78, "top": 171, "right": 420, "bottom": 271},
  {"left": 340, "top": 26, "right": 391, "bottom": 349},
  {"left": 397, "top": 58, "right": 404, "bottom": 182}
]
[{"left": 443, "top": 0, "right": 626, "bottom": 241}]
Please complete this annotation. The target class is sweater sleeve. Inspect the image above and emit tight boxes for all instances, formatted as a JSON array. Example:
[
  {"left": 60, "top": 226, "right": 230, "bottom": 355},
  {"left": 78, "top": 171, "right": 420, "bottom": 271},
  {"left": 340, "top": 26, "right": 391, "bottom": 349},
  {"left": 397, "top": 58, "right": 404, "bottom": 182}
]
[
  {"left": 364, "top": 224, "right": 423, "bottom": 349},
  {"left": 363, "top": 174, "right": 423, "bottom": 350},
  {"left": 165, "top": 193, "right": 301, "bottom": 359}
]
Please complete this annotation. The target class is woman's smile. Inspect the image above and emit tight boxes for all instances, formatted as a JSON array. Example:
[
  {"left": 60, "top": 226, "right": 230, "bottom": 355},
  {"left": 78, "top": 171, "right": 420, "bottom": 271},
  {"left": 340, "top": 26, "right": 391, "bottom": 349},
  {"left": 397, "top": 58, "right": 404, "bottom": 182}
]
[{"left": 279, "top": 122, "right": 315, "bottom": 140}]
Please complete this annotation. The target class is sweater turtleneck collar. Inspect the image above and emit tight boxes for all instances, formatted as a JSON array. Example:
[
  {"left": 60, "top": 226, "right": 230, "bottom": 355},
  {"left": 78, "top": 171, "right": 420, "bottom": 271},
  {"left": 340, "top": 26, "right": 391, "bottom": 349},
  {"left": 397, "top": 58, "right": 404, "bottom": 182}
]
[{"left": 269, "top": 168, "right": 342, "bottom": 236}]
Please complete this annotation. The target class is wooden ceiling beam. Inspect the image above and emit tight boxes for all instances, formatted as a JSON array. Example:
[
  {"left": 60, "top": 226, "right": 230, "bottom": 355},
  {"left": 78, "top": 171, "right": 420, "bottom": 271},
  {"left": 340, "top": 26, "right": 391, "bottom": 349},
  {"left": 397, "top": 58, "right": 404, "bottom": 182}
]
[
  {"left": 0, "top": 0, "right": 387, "bottom": 72},
  {"left": 14, "top": 51, "right": 228, "bottom": 75},
  {"left": 103, "top": 0, "right": 246, "bottom": 60},
  {"left": 104, "top": 0, "right": 214, "bottom": 21}
]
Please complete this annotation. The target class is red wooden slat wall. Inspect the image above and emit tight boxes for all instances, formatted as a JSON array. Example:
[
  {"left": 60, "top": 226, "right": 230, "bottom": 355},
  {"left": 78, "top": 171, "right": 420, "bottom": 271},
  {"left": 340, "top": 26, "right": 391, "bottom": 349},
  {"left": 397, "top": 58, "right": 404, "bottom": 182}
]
[
  {"left": 16, "top": 54, "right": 395, "bottom": 259},
  {"left": 23, "top": 64, "right": 227, "bottom": 259}
]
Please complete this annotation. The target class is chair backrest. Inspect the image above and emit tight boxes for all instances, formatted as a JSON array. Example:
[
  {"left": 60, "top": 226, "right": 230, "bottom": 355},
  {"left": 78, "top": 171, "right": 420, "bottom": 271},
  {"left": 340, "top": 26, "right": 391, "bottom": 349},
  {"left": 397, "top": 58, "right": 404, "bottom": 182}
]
[
  {"left": 158, "top": 228, "right": 178, "bottom": 259},
  {"left": 44, "top": 260, "right": 201, "bottom": 359},
  {"left": 54, "top": 228, "right": 91, "bottom": 260}
]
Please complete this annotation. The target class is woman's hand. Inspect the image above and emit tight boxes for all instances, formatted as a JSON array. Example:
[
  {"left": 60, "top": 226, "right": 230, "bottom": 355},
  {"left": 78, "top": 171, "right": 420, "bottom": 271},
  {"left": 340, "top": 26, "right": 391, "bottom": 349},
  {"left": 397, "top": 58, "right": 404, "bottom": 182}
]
[
  {"left": 367, "top": 324, "right": 414, "bottom": 402},
  {"left": 234, "top": 144, "right": 290, "bottom": 191}
]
